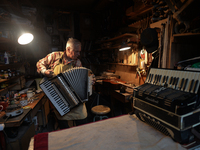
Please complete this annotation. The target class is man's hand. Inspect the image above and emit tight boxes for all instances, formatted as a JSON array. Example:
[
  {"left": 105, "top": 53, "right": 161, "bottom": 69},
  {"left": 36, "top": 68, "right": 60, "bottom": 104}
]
[{"left": 44, "top": 69, "right": 54, "bottom": 78}]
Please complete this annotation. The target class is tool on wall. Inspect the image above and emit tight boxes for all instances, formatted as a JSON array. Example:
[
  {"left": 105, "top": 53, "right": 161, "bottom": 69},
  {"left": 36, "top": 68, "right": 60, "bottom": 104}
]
[{"left": 164, "top": 0, "right": 200, "bottom": 33}]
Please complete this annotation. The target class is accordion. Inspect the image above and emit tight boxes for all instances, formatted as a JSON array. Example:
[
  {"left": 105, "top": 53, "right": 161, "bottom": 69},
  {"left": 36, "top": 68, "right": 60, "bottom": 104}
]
[
  {"left": 40, "top": 67, "right": 93, "bottom": 116},
  {"left": 133, "top": 68, "right": 200, "bottom": 144}
]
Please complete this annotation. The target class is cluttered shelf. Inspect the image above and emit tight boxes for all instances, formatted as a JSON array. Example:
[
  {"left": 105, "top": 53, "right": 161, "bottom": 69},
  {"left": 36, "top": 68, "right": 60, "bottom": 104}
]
[
  {"left": 0, "top": 37, "right": 16, "bottom": 44},
  {"left": 0, "top": 63, "right": 24, "bottom": 70},
  {"left": 0, "top": 75, "right": 23, "bottom": 83},
  {"left": 0, "top": 82, "right": 18, "bottom": 93}
]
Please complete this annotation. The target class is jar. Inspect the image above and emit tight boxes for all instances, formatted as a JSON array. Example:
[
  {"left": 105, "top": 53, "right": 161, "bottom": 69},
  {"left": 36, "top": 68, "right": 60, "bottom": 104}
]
[{"left": 4, "top": 70, "right": 8, "bottom": 79}]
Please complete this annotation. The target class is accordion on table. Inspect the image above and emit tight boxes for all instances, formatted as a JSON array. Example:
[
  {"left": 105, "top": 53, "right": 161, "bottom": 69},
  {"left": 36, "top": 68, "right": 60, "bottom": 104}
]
[
  {"left": 133, "top": 68, "right": 200, "bottom": 144},
  {"left": 40, "top": 67, "right": 93, "bottom": 116}
]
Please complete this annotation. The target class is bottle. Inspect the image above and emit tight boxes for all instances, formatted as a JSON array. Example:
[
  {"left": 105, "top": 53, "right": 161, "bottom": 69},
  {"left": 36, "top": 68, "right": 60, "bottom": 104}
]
[
  {"left": 8, "top": 68, "right": 12, "bottom": 78},
  {"left": 4, "top": 52, "right": 9, "bottom": 64}
]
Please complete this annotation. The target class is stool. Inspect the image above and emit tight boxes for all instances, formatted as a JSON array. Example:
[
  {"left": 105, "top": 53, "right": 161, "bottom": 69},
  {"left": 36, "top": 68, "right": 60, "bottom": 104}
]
[{"left": 91, "top": 105, "right": 111, "bottom": 122}]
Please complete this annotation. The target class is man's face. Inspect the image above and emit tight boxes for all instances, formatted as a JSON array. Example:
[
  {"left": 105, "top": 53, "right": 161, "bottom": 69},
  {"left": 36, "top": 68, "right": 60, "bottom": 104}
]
[{"left": 66, "top": 45, "right": 81, "bottom": 59}]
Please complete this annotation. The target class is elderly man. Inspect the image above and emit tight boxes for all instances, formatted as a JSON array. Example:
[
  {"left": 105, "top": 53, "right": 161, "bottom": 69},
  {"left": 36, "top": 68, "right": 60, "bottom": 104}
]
[{"left": 36, "top": 37, "right": 88, "bottom": 129}]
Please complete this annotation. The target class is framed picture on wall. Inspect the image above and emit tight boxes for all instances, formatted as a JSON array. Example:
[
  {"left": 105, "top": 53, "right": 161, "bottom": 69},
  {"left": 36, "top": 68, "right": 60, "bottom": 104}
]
[
  {"left": 51, "top": 35, "right": 60, "bottom": 46},
  {"left": 46, "top": 26, "right": 53, "bottom": 34},
  {"left": 57, "top": 12, "right": 71, "bottom": 31}
]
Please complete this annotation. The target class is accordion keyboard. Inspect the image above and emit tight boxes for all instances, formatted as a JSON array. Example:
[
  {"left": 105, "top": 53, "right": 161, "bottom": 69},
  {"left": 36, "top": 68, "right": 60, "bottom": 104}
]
[
  {"left": 40, "top": 80, "right": 70, "bottom": 116},
  {"left": 40, "top": 67, "right": 93, "bottom": 116},
  {"left": 146, "top": 68, "right": 200, "bottom": 93}
]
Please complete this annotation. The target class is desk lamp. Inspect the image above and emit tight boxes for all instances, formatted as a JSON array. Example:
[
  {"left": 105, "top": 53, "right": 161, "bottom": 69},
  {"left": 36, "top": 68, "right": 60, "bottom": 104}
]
[{"left": 18, "top": 33, "right": 34, "bottom": 45}]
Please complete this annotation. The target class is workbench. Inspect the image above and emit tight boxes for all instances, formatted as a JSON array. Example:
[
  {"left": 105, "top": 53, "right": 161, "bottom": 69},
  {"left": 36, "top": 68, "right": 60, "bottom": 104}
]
[
  {"left": 0, "top": 92, "right": 49, "bottom": 150},
  {"left": 95, "top": 79, "right": 135, "bottom": 117}
]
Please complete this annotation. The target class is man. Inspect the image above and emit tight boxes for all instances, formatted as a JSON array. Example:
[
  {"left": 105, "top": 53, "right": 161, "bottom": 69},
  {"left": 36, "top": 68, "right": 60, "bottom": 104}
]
[{"left": 36, "top": 37, "right": 90, "bottom": 129}]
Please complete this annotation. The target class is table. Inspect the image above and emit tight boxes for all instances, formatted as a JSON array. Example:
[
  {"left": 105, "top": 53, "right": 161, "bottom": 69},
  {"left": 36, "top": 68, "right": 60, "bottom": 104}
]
[
  {"left": 110, "top": 90, "right": 133, "bottom": 116},
  {"left": 95, "top": 79, "right": 135, "bottom": 116},
  {"left": 32, "top": 114, "right": 186, "bottom": 150}
]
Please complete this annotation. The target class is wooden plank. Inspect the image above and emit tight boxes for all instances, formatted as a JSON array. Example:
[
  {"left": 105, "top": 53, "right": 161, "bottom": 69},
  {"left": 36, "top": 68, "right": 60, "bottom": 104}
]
[
  {"left": 128, "top": 6, "right": 153, "bottom": 20},
  {"left": 0, "top": 83, "right": 18, "bottom": 93},
  {"left": 150, "top": 18, "right": 168, "bottom": 28},
  {"left": 101, "top": 33, "right": 138, "bottom": 43},
  {"left": 173, "top": 32, "right": 200, "bottom": 37}
]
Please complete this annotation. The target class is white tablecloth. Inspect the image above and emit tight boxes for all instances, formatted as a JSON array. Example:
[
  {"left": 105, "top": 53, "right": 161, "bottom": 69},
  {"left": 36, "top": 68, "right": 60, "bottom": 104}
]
[{"left": 31, "top": 114, "right": 186, "bottom": 150}]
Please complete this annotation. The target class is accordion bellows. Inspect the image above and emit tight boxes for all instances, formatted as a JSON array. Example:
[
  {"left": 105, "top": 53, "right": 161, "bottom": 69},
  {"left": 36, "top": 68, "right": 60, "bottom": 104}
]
[{"left": 40, "top": 67, "right": 93, "bottom": 116}]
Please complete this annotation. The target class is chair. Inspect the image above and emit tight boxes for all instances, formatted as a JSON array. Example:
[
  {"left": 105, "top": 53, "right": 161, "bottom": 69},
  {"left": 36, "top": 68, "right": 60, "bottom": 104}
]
[{"left": 91, "top": 94, "right": 111, "bottom": 122}]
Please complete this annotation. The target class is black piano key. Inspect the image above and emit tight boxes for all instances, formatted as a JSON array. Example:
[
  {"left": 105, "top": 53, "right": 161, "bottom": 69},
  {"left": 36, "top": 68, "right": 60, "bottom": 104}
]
[
  {"left": 182, "top": 78, "right": 188, "bottom": 91},
  {"left": 147, "top": 74, "right": 150, "bottom": 82},
  {"left": 192, "top": 80, "right": 199, "bottom": 93},
  {"left": 150, "top": 74, "right": 154, "bottom": 83},
  {"left": 178, "top": 78, "right": 184, "bottom": 90},
  {"left": 174, "top": 77, "right": 179, "bottom": 89},
  {"left": 155, "top": 74, "right": 159, "bottom": 84},
  {"left": 153, "top": 74, "right": 157, "bottom": 84},
  {"left": 158, "top": 75, "right": 162, "bottom": 85},
  {"left": 148, "top": 74, "right": 152, "bottom": 82},
  {"left": 162, "top": 76, "right": 166, "bottom": 84},
  {"left": 189, "top": 79, "right": 194, "bottom": 92},
  {"left": 165, "top": 76, "right": 169, "bottom": 83},
  {"left": 172, "top": 77, "right": 176, "bottom": 85},
  {"left": 169, "top": 77, "right": 173, "bottom": 85}
]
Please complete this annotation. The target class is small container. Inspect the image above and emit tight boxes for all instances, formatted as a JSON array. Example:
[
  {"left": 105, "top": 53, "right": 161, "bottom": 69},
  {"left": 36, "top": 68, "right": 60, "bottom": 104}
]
[
  {"left": 20, "top": 99, "right": 28, "bottom": 106},
  {"left": 0, "top": 101, "right": 9, "bottom": 110},
  {"left": 4, "top": 70, "right": 8, "bottom": 79},
  {"left": 20, "top": 96, "right": 28, "bottom": 106}
]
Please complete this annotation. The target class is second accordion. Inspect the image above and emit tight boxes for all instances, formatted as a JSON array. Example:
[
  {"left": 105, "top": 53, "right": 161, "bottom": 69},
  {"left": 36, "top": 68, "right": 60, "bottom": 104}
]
[{"left": 40, "top": 67, "right": 93, "bottom": 116}]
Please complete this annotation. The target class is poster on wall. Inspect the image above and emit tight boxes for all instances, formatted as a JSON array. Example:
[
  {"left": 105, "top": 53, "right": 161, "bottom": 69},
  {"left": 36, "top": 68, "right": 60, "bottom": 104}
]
[
  {"left": 51, "top": 35, "right": 60, "bottom": 46},
  {"left": 57, "top": 12, "right": 71, "bottom": 31}
]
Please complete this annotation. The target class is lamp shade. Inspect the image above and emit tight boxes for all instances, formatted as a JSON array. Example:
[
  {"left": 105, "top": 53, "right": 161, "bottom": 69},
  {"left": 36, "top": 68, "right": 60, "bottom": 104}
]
[
  {"left": 18, "top": 33, "right": 34, "bottom": 45},
  {"left": 119, "top": 42, "right": 131, "bottom": 51}
]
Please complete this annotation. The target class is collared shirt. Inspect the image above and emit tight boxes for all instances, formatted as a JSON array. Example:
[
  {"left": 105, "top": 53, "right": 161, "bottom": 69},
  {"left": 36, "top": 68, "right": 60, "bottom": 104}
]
[{"left": 36, "top": 51, "right": 82, "bottom": 75}]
